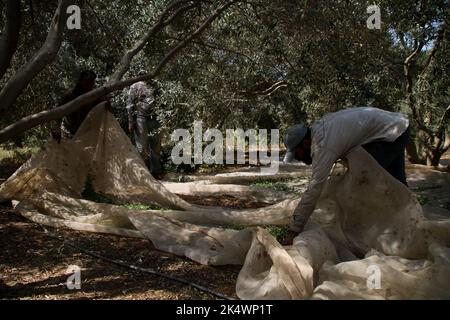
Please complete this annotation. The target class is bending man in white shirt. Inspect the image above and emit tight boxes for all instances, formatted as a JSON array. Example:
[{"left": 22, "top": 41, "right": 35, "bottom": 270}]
[{"left": 282, "top": 107, "right": 410, "bottom": 245}]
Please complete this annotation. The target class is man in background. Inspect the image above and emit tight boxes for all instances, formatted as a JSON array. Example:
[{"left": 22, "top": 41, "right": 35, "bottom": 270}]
[
  {"left": 53, "top": 70, "right": 109, "bottom": 141},
  {"left": 126, "top": 72, "right": 163, "bottom": 180}
]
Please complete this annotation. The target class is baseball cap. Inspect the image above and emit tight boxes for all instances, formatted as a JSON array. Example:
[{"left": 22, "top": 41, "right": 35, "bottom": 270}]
[{"left": 283, "top": 124, "right": 307, "bottom": 163}]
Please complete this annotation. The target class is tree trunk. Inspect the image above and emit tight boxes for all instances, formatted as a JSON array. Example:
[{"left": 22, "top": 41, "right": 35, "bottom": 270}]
[
  {"left": 406, "top": 138, "right": 424, "bottom": 164},
  {"left": 0, "top": 0, "right": 21, "bottom": 79},
  {"left": 0, "top": 0, "right": 69, "bottom": 115},
  {"left": 428, "top": 153, "right": 441, "bottom": 167}
]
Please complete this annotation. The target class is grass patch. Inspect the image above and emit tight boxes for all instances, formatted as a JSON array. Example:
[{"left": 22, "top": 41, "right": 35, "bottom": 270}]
[
  {"left": 250, "top": 180, "right": 296, "bottom": 194},
  {"left": 0, "top": 147, "right": 39, "bottom": 166},
  {"left": 412, "top": 185, "right": 442, "bottom": 192},
  {"left": 416, "top": 194, "right": 430, "bottom": 205},
  {"left": 177, "top": 175, "right": 193, "bottom": 183},
  {"left": 220, "top": 224, "right": 287, "bottom": 243},
  {"left": 122, "top": 203, "right": 163, "bottom": 211},
  {"left": 265, "top": 225, "right": 288, "bottom": 243},
  {"left": 81, "top": 176, "right": 163, "bottom": 210}
]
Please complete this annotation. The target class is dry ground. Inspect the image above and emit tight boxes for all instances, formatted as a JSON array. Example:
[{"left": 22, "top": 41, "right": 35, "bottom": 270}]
[
  {"left": 0, "top": 197, "right": 244, "bottom": 300},
  {"left": 1, "top": 150, "right": 449, "bottom": 300}
]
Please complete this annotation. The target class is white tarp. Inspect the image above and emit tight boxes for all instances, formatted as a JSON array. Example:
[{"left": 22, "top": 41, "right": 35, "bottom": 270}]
[{"left": 1, "top": 103, "right": 449, "bottom": 299}]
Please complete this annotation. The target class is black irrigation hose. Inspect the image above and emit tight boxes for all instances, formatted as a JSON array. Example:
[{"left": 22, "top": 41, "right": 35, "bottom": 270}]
[{"left": 35, "top": 223, "right": 234, "bottom": 300}]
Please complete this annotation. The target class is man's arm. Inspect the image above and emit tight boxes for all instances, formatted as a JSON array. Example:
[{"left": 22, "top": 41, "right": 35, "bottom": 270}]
[{"left": 283, "top": 148, "right": 337, "bottom": 244}]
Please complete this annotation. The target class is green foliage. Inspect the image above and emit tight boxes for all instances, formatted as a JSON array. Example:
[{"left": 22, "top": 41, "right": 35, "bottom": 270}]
[
  {"left": 0, "top": 146, "right": 38, "bottom": 166},
  {"left": 416, "top": 194, "right": 430, "bottom": 206},
  {"left": 265, "top": 225, "right": 288, "bottom": 243},
  {"left": 412, "top": 185, "right": 442, "bottom": 192},
  {"left": 1, "top": 0, "right": 448, "bottom": 164},
  {"left": 122, "top": 203, "right": 163, "bottom": 211},
  {"left": 250, "top": 179, "right": 296, "bottom": 194}
]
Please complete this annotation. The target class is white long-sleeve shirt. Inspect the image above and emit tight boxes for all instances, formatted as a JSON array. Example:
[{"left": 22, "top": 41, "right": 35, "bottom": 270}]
[{"left": 289, "top": 107, "right": 409, "bottom": 232}]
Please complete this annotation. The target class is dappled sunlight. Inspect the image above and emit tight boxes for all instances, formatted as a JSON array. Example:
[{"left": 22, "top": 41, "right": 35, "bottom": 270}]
[{"left": 2, "top": 106, "right": 450, "bottom": 299}]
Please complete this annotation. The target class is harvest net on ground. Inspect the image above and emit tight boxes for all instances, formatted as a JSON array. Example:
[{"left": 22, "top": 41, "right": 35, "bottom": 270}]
[{"left": 1, "top": 103, "right": 449, "bottom": 299}]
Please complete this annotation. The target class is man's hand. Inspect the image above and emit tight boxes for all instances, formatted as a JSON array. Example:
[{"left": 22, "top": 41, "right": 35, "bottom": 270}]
[
  {"left": 128, "top": 123, "right": 135, "bottom": 133},
  {"left": 282, "top": 230, "right": 299, "bottom": 246}
]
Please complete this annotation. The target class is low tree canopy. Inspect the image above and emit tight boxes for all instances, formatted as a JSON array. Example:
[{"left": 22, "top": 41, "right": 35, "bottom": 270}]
[{"left": 0, "top": 0, "right": 448, "bottom": 165}]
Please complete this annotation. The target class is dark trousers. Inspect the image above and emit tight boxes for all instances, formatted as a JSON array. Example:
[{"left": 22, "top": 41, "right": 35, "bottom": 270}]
[
  {"left": 134, "top": 116, "right": 162, "bottom": 175},
  {"left": 362, "top": 127, "right": 410, "bottom": 186}
]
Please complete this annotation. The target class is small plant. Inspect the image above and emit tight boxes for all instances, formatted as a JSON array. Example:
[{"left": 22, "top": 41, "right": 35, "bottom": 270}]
[
  {"left": 412, "top": 185, "right": 442, "bottom": 192},
  {"left": 122, "top": 203, "right": 163, "bottom": 211},
  {"left": 265, "top": 225, "right": 288, "bottom": 243},
  {"left": 251, "top": 179, "right": 296, "bottom": 194},
  {"left": 0, "top": 147, "right": 37, "bottom": 166},
  {"left": 416, "top": 194, "right": 430, "bottom": 205},
  {"left": 177, "top": 175, "right": 192, "bottom": 183}
]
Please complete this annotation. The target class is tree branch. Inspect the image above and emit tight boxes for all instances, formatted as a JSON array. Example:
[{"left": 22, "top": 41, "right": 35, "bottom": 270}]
[
  {"left": 147, "top": 0, "right": 239, "bottom": 79},
  {"left": 85, "top": 0, "right": 123, "bottom": 49},
  {"left": 419, "top": 24, "right": 446, "bottom": 77},
  {"left": 443, "top": 134, "right": 450, "bottom": 153},
  {"left": 225, "top": 80, "right": 288, "bottom": 102},
  {"left": 240, "top": 80, "right": 288, "bottom": 97},
  {"left": 0, "top": 0, "right": 240, "bottom": 143},
  {"left": 0, "top": 0, "right": 70, "bottom": 114},
  {"left": 168, "top": 35, "right": 258, "bottom": 64},
  {"left": 110, "top": 0, "right": 198, "bottom": 82},
  {"left": 403, "top": 41, "right": 434, "bottom": 135},
  {"left": 433, "top": 105, "right": 450, "bottom": 153}
]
